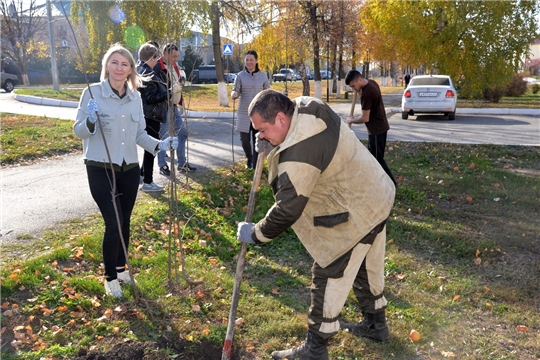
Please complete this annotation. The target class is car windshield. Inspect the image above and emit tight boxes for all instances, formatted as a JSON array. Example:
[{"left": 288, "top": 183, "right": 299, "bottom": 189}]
[{"left": 411, "top": 78, "right": 450, "bottom": 86}]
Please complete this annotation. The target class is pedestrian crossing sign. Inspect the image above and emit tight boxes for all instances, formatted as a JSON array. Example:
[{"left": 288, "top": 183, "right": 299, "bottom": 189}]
[{"left": 223, "top": 44, "right": 233, "bottom": 55}]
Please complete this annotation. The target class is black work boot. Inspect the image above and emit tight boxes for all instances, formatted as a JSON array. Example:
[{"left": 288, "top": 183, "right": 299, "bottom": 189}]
[
  {"left": 340, "top": 311, "right": 390, "bottom": 343},
  {"left": 271, "top": 330, "right": 329, "bottom": 360}
]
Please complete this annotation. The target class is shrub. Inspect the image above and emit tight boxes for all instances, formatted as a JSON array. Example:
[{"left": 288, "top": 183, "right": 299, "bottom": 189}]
[
  {"left": 532, "top": 84, "right": 540, "bottom": 94},
  {"left": 482, "top": 87, "right": 504, "bottom": 102},
  {"left": 504, "top": 74, "right": 528, "bottom": 97}
]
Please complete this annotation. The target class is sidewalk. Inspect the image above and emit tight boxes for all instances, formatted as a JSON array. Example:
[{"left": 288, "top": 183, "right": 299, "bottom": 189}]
[{"left": 13, "top": 93, "right": 540, "bottom": 118}]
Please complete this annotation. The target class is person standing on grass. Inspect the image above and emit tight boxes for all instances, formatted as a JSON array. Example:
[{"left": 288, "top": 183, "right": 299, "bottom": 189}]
[
  {"left": 136, "top": 42, "right": 168, "bottom": 193},
  {"left": 236, "top": 90, "right": 395, "bottom": 359},
  {"left": 230, "top": 50, "right": 270, "bottom": 169},
  {"left": 74, "top": 43, "right": 178, "bottom": 298},
  {"left": 345, "top": 70, "right": 397, "bottom": 187},
  {"left": 154, "top": 43, "right": 196, "bottom": 176}
]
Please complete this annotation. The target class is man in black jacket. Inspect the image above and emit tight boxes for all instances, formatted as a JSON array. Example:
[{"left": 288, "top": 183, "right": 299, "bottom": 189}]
[{"left": 153, "top": 43, "right": 196, "bottom": 176}]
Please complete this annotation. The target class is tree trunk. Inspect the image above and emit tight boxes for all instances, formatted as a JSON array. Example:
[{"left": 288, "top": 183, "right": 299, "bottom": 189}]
[{"left": 211, "top": 1, "right": 228, "bottom": 107}]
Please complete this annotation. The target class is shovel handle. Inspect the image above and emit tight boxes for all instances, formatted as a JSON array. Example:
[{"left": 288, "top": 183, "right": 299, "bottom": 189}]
[
  {"left": 222, "top": 147, "right": 267, "bottom": 360},
  {"left": 348, "top": 91, "right": 357, "bottom": 129}
]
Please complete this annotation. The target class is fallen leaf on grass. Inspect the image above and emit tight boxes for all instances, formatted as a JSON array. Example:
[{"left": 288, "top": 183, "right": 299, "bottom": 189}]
[
  {"left": 235, "top": 317, "right": 244, "bottom": 325},
  {"left": 474, "top": 257, "right": 482, "bottom": 265},
  {"left": 202, "top": 328, "right": 211, "bottom": 335},
  {"left": 466, "top": 196, "right": 473, "bottom": 202},
  {"left": 440, "top": 350, "right": 456, "bottom": 357},
  {"left": 192, "top": 305, "right": 201, "bottom": 312},
  {"left": 395, "top": 273, "right": 405, "bottom": 281},
  {"left": 271, "top": 288, "right": 280, "bottom": 295},
  {"left": 453, "top": 295, "right": 460, "bottom": 301},
  {"left": 516, "top": 325, "right": 530, "bottom": 332}
]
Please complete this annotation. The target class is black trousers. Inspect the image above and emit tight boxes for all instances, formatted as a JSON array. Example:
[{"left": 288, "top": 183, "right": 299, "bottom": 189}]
[
  {"left": 140, "top": 119, "right": 161, "bottom": 184},
  {"left": 240, "top": 123, "right": 258, "bottom": 168},
  {"left": 368, "top": 132, "right": 397, "bottom": 186},
  {"left": 86, "top": 164, "right": 139, "bottom": 281}
]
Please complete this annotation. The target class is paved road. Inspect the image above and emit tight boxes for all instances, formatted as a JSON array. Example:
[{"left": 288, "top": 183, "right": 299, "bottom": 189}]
[{"left": 1, "top": 91, "right": 538, "bottom": 245}]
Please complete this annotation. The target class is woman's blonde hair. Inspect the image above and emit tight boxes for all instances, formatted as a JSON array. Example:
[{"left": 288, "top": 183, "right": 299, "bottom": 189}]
[{"left": 101, "top": 43, "right": 147, "bottom": 90}]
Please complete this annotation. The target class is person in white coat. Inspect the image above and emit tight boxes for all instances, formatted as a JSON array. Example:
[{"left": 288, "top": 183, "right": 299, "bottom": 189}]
[
  {"left": 231, "top": 50, "right": 270, "bottom": 168},
  {"left": 74, "top": 43, "right": 177, "bottom": 298}
]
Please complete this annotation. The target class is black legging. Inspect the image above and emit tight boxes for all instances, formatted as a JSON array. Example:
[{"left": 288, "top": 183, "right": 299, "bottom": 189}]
[
  {"left": 240, "top": 122, "right": 258, "bottom": 168},
  {"left": 368, "top": 132, "right": 397, "bottom": 187},
  {"left": 140, "top": 119, "right": 161, "bottom": 184},
  {"left": 87, "top": 164, "right": 139, "bottom": 281}
]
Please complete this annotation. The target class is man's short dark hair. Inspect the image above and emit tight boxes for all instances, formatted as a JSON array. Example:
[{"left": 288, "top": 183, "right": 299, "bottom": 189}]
[
  {"left": 248, "top": 89, "right": 295, "bottom": 124},
  {"left": 163, "top": 43, "right": 179, "bottom": 54},
  {"left": 138, "top": 43, "right": 159, "bottom": 62},
  {"left": 345, "top": 70, "right": 363, "bottom": 85}
]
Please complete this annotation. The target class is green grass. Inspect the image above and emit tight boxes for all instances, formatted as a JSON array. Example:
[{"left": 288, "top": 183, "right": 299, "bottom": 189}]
[
  {"left": 1, "top": 114, "right": 539, "bottom": 359},
  {"left": 0, "top": 114, "right": 82, "bottom": 165},
  {"left": 13, "top": 88, "right": 82, "bottom": 101},
  {"left": 458, "top": 86, "right": 540, "bottom": 109}
]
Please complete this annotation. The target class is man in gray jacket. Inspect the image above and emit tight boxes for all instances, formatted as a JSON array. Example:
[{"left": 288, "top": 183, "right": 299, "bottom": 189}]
[{"left": 237, "top": 90, "right": 396, "bottom": 359}]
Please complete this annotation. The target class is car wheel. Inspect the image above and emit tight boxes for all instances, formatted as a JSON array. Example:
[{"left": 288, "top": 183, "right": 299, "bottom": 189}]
[
  {"left": 448, "top": 111, "right": 456, "bottom": 120},
  {"left": 3, "top": 79, "right": 14, "bottom": 93},
  {"left": 401, "top": 111, "right": 409, "bottom": 120}
]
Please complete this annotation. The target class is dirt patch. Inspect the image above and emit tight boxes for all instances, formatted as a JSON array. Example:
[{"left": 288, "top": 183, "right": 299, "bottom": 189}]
[{"left": 68, "top": 337, "right": 224, "bottom": 360}]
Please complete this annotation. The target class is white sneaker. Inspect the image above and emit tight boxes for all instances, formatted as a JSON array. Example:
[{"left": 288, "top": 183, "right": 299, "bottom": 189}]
[
  {"left": 117, "top": 271, "right": 135, "bottom": 284},
  {"left": 104, "top": 279, "right": 123, "bottom": 298},
  {"left": 140, "top": 182, "right": 164, "bottom": 192}
]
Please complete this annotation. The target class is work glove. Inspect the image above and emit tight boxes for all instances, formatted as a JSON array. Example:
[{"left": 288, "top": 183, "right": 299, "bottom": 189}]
[
  {"left": 254, "top": 132, "right": 274, "bottom": 155},
  {"left": 172, "top": 83, "right": 182, "bottom": 105},
  {"left": 87, "top": 99, "right": 99, "bottom": 123},
  {"left": 159, "top": 136, "right": 179, "bottom": 151},
  {"left": 231, "top": 91, "right": 239, "bottom": 100},
  {"left": 237, "top": 222, "right": 255, "bottom": 244}
]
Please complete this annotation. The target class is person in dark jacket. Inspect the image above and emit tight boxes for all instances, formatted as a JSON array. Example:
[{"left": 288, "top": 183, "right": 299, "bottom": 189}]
[
  {"left": 136, "top": 42, "right": 168, "bottom": 192},
  {"left": 154, "top": 43, "right": 196, "bottom": 175}
]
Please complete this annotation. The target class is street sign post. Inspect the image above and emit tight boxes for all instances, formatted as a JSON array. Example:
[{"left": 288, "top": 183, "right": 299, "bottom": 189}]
[{"left": 223, "top": 44, "right": 233, "bottom": 55}]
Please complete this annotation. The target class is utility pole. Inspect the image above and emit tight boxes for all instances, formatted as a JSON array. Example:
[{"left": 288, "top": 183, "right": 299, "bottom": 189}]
[{"left": 46, "top": 0, "right": 59, "bottom": 90}]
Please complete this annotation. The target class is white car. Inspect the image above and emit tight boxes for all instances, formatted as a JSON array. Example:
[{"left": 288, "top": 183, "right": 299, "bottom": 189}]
[{"left": 401, "top": 75, "right": 457, "bottom": 120}]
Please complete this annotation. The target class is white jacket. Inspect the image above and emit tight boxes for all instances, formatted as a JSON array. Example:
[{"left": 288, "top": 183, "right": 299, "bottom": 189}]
[{"left": 74, "top": 80, "right": 159, "bottom": 166}]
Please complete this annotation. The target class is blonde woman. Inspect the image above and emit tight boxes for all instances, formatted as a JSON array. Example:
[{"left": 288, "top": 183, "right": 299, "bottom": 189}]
[{"left": 74, "top": 43, "right": 177, "bottom": 298}]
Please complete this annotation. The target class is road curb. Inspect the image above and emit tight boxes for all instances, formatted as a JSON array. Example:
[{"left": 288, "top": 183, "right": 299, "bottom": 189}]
[
  {"left": 387, "top": 107, "right": 540, "bottom": 116},
  {"left": 13, "top": 94, "right": 78, "bottom": 108}
]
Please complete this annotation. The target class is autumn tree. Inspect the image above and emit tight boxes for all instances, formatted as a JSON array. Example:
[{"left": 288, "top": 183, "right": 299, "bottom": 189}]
[
  {"left": 361, "top": 0, "right": 540, "bottom": 99},
  {"left": 208, "top": 0, "right": 263, "bottom": 106},
  {"left": 0, "top": 0, "right": 48, "bottom": 85},
  {"left": 70, "top": 0, "right": 205, "bottom": 74}
]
